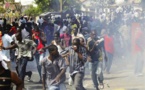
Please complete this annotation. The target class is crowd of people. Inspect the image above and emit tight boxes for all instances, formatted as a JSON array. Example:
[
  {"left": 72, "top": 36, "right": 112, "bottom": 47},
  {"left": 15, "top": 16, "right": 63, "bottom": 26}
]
[{"left": 0, "top": 5, "right": 144, "bottom": 90}]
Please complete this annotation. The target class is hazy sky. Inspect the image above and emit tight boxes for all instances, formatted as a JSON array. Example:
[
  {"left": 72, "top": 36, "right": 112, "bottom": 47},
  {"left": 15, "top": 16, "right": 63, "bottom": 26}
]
[{"left": 15, "top": 0, "right": 34, "bottom": 5}]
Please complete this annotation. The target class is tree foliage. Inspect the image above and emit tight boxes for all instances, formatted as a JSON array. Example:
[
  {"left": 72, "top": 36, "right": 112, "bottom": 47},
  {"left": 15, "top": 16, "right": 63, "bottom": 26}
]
[
  {"left": 63, "top": 0, "right": 80, "bottom": 10},
  {"left": 35, "top": 0, "right": 80, "bottom": 12},
  {"left": 35, "top": 0, "right": 60, "bottom": 12},
  {"left": 24, "top": 5, "right": 41, "bottom": 16},
  {"left": 0, "top": 6, "right": 6, "bottom": 13}
]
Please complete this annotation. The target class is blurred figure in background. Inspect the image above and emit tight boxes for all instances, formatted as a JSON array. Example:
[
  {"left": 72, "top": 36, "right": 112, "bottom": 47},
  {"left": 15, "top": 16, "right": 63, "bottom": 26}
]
[
  {"left": 134, "top": 27, "right": 145, "bottom": 76},
  {"left": 104, "top": 29, "right": 114, "bottom": 74}
]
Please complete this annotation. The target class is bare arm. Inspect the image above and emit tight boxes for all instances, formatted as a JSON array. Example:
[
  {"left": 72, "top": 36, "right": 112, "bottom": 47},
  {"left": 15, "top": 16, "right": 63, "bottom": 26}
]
[
  {"left": 54, "top": 58, "right": 67, "bottom": 82},
  {"left": 32, "top": 46, "right": 37, "bottom": 54},
  {"left": 11, "top": 72, "right": 23, "bottom": 90},
  {"left": 55, "top": 68, "right": 66, "bottom": 81},
  {"left": 3, "top": 44, "right": 17, "bottom": 50},
  {"left": 77, "top": 52, "right": 83, "bottom": 60},
  {"left": 64, "top": 56, "right": 70, "bottom": 66}
]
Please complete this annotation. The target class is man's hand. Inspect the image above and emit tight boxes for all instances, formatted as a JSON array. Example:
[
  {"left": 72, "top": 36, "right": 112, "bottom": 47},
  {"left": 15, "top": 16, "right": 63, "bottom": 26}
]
[
  {"left": 95, "top": 40, "right": 100, "bottom": 45},
  {"left": 54, "top": 76, "right": 60, "bottom": 83},
  {"left": 39, "top": 48, "right": 45, "bottom": 53},
  {"left": 87, "top": 56, "right": 92, "bottom": 62},
  {"left": 73, "top": 45, "right": 79, "bottom": 52},
  {"left": 2, "top": 46, "right": 6, "bottom": 50},
  {"left": 73, "top": 45, "right": 77, "bottom": 51}
]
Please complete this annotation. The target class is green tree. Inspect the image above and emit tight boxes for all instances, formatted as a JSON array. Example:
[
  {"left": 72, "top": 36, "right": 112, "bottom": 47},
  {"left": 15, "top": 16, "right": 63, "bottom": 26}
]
[
  {"left": 0, "top": 6, "right": 6, "bottom": 13},
  {"left": 0, "top": 0, "right": 4, "bottom": 4},
  {"left": 24, "top": 5, "right": 41, "bottom": 17},
  {"left": 35, "top": 0, "right": 59, "bottom": 12},
  {"left": 35, "top": 0, "right": 80, "bottom": 12},
  {"left": 63, "top": 0, "right": 80, "bottom": 10}
]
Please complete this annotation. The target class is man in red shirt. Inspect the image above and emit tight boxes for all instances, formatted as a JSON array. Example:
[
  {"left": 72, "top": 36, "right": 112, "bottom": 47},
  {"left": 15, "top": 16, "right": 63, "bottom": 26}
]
[
  {"left": 104, "top": 30, "right": 114, "bottom": 74},
  {"left": 134, "top": 27, "right": 145, "bottom": 76},
  {"left": 9, "top": 22, "right": 17, "bottom": 35},
  {"left": 32, "top": 31, "right": 45, "bottom": 83}
]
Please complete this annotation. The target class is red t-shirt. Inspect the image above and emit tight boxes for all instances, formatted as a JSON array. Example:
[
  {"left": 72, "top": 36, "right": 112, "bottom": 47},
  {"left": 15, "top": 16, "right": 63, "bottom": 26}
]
[
  {"left": 134, "top": 30, "right": 143, "bottom": 53},
  {"left": 32, "top": 31, "right": 44, "bottom": 54},
  {"left": 104, "top": 35, "right": 114, "bottom": 54},
  {"left": 36, "top": 36, "right": 44, "bottom": 54},
  {"left": 10, "top": 26, "right": 17, "bottom": 34}
]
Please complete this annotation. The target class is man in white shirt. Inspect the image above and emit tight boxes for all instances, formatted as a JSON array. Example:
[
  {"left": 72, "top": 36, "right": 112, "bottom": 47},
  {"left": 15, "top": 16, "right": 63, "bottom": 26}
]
[
  {"left": 57, "top": 23, "right": 67, "bottom": 36},
  {"left": 20, "top": 24, "right": 30, "bottom": 39},
  {"left": 2, "top": 30, "right": 14, "bottom": 60},
  {"left": 2, "top": 30, "right": 14, "bottom": 69},
  {"left": 37, "top": 16, "right": 44, "bottom": 26}
]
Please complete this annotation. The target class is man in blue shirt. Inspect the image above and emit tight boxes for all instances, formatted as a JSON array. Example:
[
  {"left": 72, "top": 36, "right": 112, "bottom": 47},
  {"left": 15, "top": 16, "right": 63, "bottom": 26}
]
[{"left": 87, "top": 30, "right": 103, "bottom": 90}]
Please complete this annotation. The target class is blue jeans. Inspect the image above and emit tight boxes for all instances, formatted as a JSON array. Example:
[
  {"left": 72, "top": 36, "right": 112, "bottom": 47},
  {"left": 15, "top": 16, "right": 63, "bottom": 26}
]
[
  {"left": 49, "top": 86, "right": 59, "bottom": 90},
  {"left": 35, "top": 52, "right": 44, "bottom": 80},
  {"left": 89, "top": 61, "right": 99, "bottom": 88},
  {"left": 48, "top": 83, "right": 66, "bottom": 90},
  {"left": 97, "top": 61, "right": 104, "bottom": 83},
  {"left": 106, "top": 52, "right": 113, "bottom": 73},
  {"left": 18, "top": 57, "right": 28, "bottom": 81}
]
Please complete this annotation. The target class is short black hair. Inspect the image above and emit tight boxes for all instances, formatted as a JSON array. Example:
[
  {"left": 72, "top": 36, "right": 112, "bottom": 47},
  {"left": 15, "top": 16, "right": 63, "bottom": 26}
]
[
  {"left": 48, "top": 45, "right": 58, "bottom": 53},
  {"left": 54, "top": 32, "right": 60, "bottom": 37}
]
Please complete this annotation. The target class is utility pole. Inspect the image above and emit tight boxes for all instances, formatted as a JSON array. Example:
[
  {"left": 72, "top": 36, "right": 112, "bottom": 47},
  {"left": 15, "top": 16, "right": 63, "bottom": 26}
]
[{"left": 59, "top": 0, "right": 63, "bottom": 12}]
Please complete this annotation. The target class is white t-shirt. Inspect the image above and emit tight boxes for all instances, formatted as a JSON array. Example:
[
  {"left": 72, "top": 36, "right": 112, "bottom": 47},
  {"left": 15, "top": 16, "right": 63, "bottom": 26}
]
[
  {"left": 11, "top": 34, "right": 18, "bottom": 56},
  {"left": 58, "top": 25, "right": 67, "bottom": 35},
  {"left": 0, "top": 20, "right": 3, "bottom": 26},
  {"left": 19, "top": 18, "right": 26, "bottom": 24},
  {"left": 2, "top": 34, "right": 13, "bottom": 59},
  {"left": 21, "top": 28, "right": 29, "bottom": 39},
  {"left": 37, "top": 18, "right": 44, "bottom": 25}
]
